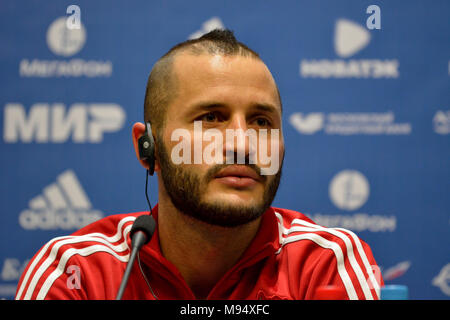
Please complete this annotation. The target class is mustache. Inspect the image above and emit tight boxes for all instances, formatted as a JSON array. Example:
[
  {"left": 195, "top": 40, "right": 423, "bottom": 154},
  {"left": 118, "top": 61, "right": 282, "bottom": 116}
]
[{"left": 204, "top": 163, "right": 267, "bottom": 183}]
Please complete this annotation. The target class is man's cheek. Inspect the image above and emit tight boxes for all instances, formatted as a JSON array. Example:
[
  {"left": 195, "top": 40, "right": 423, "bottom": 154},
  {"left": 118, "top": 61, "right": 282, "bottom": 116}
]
[
  {"left": 170, "top": 128, "right": 192, "bottom": 165},
  {"left": 258, "top": 130, "right": 281, "bottom": 176}
]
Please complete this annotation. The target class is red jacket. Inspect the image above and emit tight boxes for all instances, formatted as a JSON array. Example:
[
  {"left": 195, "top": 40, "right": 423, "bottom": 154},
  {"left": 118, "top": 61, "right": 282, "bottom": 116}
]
[{"left": 15, "top": 206, "right": 382, "bottom": 300}]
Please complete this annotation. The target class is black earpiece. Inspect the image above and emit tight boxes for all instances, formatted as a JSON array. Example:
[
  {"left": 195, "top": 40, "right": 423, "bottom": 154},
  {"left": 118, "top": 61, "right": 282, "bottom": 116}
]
[{"left": 138, "top": 122, "right": 155, "bottom": 176}]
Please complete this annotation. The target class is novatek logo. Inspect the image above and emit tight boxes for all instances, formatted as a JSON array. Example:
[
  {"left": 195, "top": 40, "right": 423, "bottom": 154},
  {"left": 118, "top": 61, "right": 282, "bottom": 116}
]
[
  {"left": 3, "top": 103, "right": 125, "bottom": 143},
  {"left": 300, "top": 18, "right": 399, "bottom": 78},
  {"left": 19, "top": 170, "right": 103, "bottom": 230},
  {"left": 19, "top": 16, "right": 112, "bottom": 78},
  {"left": 334, "top": 19, "right": 370, "bottom": 58}
]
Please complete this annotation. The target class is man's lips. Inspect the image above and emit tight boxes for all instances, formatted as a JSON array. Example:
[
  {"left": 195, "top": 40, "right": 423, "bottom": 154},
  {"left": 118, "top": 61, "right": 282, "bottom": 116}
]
[
  {"left": 214, "top": 165, "right": 262, "bottom": 188},
  {"left": 215, "top": 165, "right": 261, "bottom": 180}
]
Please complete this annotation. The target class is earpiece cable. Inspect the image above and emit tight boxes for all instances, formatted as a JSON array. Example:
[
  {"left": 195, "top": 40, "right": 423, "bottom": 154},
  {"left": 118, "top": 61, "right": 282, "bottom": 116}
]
[
  {"left": 145, "top": 169, "right": 153, "bottom": 216},
  {"left": 137, "top": 252, "right": 158, "bottom": 300},
  {"left": 140, "top": 168, "right": 158, "bottom": 299}
]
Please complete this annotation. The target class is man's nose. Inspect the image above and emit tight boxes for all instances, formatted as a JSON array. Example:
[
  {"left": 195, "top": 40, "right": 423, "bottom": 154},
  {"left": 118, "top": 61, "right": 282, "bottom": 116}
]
[
  {"left": 223, "top": 115, "right": 255, "bottom": 164},
  {"left": 227, "top": 114, "right": 248, "bottom": 132}
]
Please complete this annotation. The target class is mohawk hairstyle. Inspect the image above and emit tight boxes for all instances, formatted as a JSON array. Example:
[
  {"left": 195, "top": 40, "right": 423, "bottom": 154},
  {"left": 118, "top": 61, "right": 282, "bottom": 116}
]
[
  {"left": 166, "top": 29, "right": 260, "bottom": 58},
  {"left": 143, "top": 29, "right": 272, "bottom": 139}
]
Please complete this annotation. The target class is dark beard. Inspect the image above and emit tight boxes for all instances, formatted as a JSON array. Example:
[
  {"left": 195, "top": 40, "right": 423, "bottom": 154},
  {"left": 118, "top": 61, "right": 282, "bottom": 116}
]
[{"left": 157, "top": 140, "right": 282, "bottom": 228}]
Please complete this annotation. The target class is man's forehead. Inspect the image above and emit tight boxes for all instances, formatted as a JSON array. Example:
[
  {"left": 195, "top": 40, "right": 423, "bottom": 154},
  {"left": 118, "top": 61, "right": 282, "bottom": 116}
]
[
  {"left": 172, "top": 53, "right": 274, "bottom": 83},
  {"left": 170, "top": 52, "right": 281, "bottom": 108}
]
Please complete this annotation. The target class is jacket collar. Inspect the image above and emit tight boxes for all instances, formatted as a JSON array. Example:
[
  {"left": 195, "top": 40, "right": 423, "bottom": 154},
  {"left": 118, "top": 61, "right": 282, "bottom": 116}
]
[{"left": 140, "top": 204, "right": 281, "bottom": 279}]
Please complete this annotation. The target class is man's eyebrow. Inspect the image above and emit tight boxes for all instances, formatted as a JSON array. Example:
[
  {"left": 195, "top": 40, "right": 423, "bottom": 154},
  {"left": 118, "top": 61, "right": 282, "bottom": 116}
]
[
  {"left": 251, "top": 103, "right": 280, "bottom": 115},
  {"left": 192, "top": 102, "right": 225, "bottom": 110},
  {"left": 184, "top": 101, "right": 281, "bottom": 117},
  {"left": 185, "top": 101, "right": 226, "bottom": 114}
]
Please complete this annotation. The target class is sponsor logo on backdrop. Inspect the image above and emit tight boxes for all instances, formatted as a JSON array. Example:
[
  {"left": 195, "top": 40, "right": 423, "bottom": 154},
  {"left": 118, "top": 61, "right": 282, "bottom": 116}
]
[
  {"left": 307, "top": 170, "right": 397, "bottom": 232},
  {"left": 433, "top": 110, "right": 450, "bottom": 135},
  {"left": 300, "top": 18, "right": 399, "bottom": 78},
  {"left": 432, "top": 263, "right": 450, "bottom": 296},
  {"left": 18, "top": 170, "right": 103, "bottom": 230},
  {"left": 335, "top": 19, "right": 370, "bottom": 58},
  {"left": 382, "top": 261, "right": 411, "bottom": 281},
  {"left": 189, "top": 17, "right": 225, "bottom": 39},
  {"left": 329, "top": 170, "right": 369, "bottom": 211},
  {"left": 0, "top": 258, "right": 29, "bottom": 297},
  {"left": 3, "top": 103, "right": 125, "bottom": 143},
  {"left": 47, "top": 16, "right": 86, "bottom": 56},
  {"left": 290, "top": 111, "right": 411, "bottom": 135},
  {"left": 19, "top": 16, "right": 112, "bottom": 77}
]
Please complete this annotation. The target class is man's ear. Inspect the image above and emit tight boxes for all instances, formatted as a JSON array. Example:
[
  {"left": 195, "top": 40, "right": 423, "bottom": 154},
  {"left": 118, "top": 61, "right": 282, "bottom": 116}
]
[{"left": 131, "top": 122, "right": 160, "bottom": 172}]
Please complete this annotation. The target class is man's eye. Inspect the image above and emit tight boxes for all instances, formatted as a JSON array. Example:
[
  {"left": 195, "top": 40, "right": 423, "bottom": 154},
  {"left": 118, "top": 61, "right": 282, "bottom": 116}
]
[
  {"left": 200, "top": 112, "right": 218, "bottom": 122},
  {"left": 255, "top": 117, "right": 271, "bottom": 127}
]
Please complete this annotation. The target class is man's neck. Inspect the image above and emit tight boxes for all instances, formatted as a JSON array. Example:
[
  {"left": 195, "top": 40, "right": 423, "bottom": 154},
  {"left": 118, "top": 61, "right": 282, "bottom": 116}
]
[{"left": 157, "top": 200, "right": 261, "bottom": 299}]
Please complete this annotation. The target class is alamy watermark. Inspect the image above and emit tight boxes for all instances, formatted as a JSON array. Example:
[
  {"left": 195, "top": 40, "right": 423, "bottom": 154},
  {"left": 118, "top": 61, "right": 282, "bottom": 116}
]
[
  {"left": 66, "top": 5, "right": 81, "bottom": 30},
  {"left": 66, "top": 265, "right": 81, "bottom": 289},
  {"left": 170, "top": 121, "right": 281, "bottom": 175},
  {"left": 366, "top": 5, "right": 381, "bottom": 30}
]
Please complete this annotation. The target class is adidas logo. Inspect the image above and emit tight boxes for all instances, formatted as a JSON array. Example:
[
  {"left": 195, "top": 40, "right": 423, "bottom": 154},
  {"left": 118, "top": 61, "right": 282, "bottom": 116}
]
[
  {"left": 300, "top": 18, "right": 399, "bottom": 78},
  {"left": 19, "top": 170, "right": 103, "bottom": 230}
]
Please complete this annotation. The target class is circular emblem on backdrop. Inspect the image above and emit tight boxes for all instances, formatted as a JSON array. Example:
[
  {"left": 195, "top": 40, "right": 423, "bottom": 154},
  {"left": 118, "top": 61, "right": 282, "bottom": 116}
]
[
  {"left": 329, "top": 170, "right": 370, "bottom": 211},
  {"left": 433, "top": 110, "right": 450, "bottom": 135},
  {"left": 46, "top": 17, "right": 86, "bottom": 57}
]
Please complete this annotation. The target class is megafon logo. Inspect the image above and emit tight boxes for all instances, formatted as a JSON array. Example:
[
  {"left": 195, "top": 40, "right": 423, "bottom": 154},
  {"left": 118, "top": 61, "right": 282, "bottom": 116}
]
[
  {"left": 19, "top": 16, "right": 112, "bottom": 77},
  {"left": 300, "top": 18, "right": 399, "bottom": 78},
  {"left": 329, "top": 170, "right": 370, "bottom": 211},
  {"left": 47, "top": 16, "right": 86, "bottom": 57},
  {"left": 307, "top": 169, "right": 397, "bottom": 232},
  {"left": 3, "top": 103, "right": 125, "bottom": 143},
  {"left": 19, "top": 170, "right": 103, "bottom": 230}
]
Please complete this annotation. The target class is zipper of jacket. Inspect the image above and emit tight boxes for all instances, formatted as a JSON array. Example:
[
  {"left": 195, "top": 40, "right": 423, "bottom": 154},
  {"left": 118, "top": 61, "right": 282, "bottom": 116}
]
[
  {"left": 139, "top": 248, "right": 197, "bottom": 299},
  {"left": 206, "top": 243, "right": 277, "bottom": 299}
]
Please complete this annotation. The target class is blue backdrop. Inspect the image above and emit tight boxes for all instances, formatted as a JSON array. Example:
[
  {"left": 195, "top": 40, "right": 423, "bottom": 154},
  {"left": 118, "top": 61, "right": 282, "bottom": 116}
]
[{"left": 1, "top": 0, "right": 449, "bottom": 299}]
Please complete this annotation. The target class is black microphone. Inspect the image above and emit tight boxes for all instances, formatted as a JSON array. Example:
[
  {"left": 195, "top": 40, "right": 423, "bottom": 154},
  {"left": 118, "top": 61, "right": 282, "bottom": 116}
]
[{"left": 116, "top": 215, "right": 156, "bottom": 300}]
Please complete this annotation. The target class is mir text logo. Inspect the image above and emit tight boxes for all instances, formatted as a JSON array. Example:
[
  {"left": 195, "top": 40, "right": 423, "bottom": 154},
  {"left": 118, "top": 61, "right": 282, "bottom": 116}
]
[{"left": 3, "top": 103, "right": 125, "bottom": 143}]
